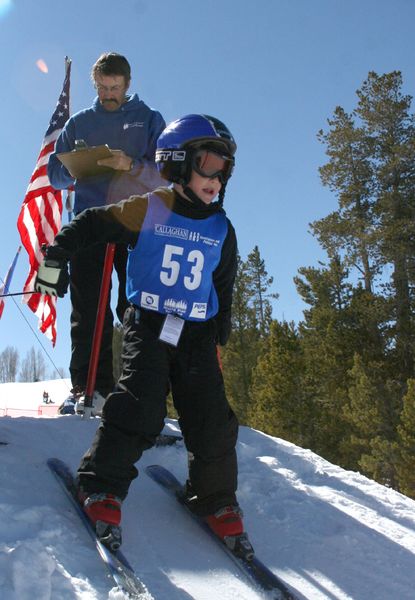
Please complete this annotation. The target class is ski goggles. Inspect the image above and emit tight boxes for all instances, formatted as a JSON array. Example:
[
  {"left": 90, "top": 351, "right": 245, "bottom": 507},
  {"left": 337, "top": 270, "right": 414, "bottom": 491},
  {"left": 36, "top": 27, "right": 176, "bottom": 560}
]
[{"left": 192, "top": 149, "right": 234, "bottom": 183}]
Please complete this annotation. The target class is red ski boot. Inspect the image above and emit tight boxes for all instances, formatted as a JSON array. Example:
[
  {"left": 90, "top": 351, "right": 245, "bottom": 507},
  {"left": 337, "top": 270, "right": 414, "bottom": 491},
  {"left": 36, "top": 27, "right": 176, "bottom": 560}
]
[
  {"left": 205, "top": 505, "right": 254, "bottom": 559},
  {"left": 205, "top": 505, "right": 244, "bottom": 538},
  {"left": 80, "top": 492, "right": 122, "bottom": 551}
]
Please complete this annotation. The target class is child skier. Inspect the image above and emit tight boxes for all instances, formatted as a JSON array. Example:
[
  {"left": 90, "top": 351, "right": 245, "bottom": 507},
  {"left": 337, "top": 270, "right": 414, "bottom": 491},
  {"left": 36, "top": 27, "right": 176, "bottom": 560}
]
[{"left": 35, "top": 114, "right": 252, "bottom": 556}]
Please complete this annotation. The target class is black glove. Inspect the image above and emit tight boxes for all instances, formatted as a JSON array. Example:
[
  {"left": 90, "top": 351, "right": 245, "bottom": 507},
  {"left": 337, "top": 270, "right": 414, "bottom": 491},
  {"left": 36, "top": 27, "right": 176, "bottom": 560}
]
[
  {"left": 35, "top": 252, "right": 69, "bottom": 298},
  {"left": 214, "top": 315, "right": 232, "bottom": 346}
]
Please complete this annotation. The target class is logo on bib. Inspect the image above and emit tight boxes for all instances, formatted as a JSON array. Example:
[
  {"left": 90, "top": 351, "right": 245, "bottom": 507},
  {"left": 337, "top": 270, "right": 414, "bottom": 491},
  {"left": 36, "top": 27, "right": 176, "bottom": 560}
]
[
  {"left": 140, "top": 292, "right": 159, "bottom": 311},
  {"left": 190, "top": 302, "right": 207, "bottom": 319},
  {"left": 164, "top": 298, "right": 187, "bottom": 316},
  {"left": 155, "top": 224, "right": 189, "bottom": 240}
]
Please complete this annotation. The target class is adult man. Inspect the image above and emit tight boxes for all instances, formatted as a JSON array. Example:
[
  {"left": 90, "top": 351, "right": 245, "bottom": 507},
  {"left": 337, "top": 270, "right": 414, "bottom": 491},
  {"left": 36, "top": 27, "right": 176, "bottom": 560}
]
[{"left": 48, "top": 52, "right": 165, "bottom": 409}]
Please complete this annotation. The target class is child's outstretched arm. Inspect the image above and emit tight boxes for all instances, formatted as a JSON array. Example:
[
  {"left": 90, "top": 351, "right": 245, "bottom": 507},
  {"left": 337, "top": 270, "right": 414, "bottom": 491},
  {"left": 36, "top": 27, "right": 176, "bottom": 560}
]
[{"left": 34, "top": 195, "right": 147, "bottom": 297}]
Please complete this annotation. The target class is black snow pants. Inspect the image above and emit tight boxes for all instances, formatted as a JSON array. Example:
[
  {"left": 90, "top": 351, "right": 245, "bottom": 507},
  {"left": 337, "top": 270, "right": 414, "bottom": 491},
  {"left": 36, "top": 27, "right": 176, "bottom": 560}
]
[
  {"left": 69, "top": 242, "right": 129, "bottom": 396},
  {"left": 77, "top": 306, "right": 239, "bottom": 516}
]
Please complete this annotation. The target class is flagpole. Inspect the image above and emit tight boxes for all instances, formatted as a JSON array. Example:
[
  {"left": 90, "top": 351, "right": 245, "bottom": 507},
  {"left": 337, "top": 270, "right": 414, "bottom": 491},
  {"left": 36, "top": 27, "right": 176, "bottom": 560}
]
[
  {"left": 64, "top": 56, "right": 73, "bottom": 224},
  {"left": 0, "top": 246, "right": 21, "bottom": 318}
]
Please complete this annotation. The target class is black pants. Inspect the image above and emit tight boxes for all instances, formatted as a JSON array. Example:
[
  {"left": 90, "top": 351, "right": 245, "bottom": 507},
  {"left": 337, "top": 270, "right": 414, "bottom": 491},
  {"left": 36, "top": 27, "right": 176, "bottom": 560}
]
[
  {"left": 69, "top": 243, "right": 129, "bottom": 396},
  {"left": 78, "top": 307, "right": 239, "bottom": 516}
]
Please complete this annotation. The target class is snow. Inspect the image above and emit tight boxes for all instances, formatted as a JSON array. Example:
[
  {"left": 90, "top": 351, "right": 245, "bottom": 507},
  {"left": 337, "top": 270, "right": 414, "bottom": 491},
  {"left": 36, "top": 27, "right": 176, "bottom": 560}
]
[{"left": 1, "top": 380, "right": 415, "bottom": 599}]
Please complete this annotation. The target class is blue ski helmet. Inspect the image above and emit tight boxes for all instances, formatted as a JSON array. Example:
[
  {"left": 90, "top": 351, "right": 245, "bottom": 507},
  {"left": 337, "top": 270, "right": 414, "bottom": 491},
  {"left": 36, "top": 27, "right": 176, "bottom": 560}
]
[{"left": 155, "top": 114, "right": 236, "bottom": 186}]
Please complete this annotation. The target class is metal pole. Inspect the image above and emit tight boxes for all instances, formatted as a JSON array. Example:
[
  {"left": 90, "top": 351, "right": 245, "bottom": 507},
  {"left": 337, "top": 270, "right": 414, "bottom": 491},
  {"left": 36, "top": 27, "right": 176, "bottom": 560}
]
[
  {"left": 0, "top": 291, "right": 33, "bottom": 298},
  {"left": 82, "top": 243, "right": 116, "bottom": 412}
]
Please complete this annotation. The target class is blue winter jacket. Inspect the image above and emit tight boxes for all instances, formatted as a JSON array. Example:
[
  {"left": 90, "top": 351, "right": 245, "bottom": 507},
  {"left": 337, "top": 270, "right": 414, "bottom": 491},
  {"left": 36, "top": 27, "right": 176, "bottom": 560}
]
[{"left": 48, "top": 94, "right": 166, "bottom": 214}]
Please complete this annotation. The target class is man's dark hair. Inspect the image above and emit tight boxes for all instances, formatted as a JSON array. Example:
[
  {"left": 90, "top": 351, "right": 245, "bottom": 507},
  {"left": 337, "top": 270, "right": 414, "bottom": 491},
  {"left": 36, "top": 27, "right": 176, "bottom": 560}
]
[{"left": 91, "top": 52, "right": 131, "bottom": 83}]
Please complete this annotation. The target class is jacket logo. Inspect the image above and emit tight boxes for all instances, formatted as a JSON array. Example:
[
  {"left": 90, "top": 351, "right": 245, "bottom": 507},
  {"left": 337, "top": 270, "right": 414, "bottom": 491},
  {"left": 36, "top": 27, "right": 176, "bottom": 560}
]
[{"left": 123, "top": 122, "right": 144, "bottom": 129}]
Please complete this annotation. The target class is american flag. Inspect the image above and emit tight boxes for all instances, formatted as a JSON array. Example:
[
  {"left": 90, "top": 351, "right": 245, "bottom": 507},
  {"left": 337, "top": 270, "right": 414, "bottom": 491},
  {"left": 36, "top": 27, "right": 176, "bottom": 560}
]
[
  {"left": 17, "top": 57, "right": 71, "bottom": 346},
  {"left": 0, "top": 247, "right": 21, "bottom": 319}
]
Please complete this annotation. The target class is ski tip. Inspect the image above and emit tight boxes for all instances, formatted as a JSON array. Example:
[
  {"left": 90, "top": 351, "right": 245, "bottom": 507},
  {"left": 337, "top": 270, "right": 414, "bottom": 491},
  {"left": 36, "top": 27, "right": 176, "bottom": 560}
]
[
  {"left": 145, "top": 464, "right": 172, "bottom": 478},
  {"left": 145, "top": 465, "right": 159, "bottom": 478},
  {"left": 155, "top": 433, "right": 183, "bottom": 446},
  {"left": 47, "top": 457, "right": 65, "bottom": 468}
]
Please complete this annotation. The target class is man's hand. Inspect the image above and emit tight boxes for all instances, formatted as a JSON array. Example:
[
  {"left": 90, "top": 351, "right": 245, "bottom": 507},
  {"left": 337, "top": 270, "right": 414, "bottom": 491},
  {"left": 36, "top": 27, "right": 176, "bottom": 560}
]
[
  {"left": 97, "top": 149, "right": 133, "bottom": 171},
  {"left": 35, "top": 257, "right": 69, "bottom": 298}
]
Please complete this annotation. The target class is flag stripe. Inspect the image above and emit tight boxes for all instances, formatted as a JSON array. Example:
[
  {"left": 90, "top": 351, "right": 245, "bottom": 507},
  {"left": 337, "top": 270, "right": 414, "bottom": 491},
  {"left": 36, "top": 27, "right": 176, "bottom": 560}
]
[{"left": 16, "top": 58, "right": 71, "bottom": 345}]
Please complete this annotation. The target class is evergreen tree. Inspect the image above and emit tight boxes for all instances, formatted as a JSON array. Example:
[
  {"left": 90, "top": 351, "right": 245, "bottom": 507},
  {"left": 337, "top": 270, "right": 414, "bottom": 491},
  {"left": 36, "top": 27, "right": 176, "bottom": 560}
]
[
  {"left": 293, "top": 257, "right": 388, "bottom": 463},
  {"left": 221, "top": 248, "right": 278, "bottom": 423},
  {"left": 221, "top": 254, "right": 259, "bottom": 422},
  {"left": 396, "top": 379, "right": 415, "bottom": 498},
  {"left": 317, "top": 71, "right": 415, "bottom": 384},
  {"left": 294, "top": 259, "right": 354, "bottom": 461},
  {"left": 344, "top": 354, "right": 385, "bottom": 470},
  {"left": 249, "top": 320, "right": 309, "bottom": 446},
  {"left": 303, "top": 70, "right": 415, "bottom": 484},
  {"left": 357, "top": 72, "right": 415, "bottom": 382},
  {"left": 358, "top": 437, "right": 400, "bottom": 490},
  {"left": 244, "top": 246, "right": 279, "bottom": 336},
  {"left": 316, "top": 106, "right": 377, "bottom": 293}
]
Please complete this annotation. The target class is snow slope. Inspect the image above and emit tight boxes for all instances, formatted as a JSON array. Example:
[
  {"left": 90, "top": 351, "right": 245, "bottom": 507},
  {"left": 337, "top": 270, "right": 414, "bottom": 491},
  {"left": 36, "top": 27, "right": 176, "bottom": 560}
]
[{"left": 1, "top": 379, "right": 415, "bottom": 600}]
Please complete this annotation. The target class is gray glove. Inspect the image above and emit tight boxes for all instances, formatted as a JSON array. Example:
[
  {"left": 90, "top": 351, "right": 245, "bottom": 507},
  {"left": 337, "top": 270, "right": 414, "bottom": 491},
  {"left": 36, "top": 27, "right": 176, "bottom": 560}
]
[{"left": 35, "top": 256, "right": 69, "bottom": 298}]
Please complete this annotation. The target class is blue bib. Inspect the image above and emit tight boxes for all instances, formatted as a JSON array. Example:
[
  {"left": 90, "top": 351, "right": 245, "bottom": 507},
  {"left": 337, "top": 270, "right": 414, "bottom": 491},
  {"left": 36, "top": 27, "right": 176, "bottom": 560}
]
[{"left": 127, "top": 193, "right": 228, "bottom": 321}]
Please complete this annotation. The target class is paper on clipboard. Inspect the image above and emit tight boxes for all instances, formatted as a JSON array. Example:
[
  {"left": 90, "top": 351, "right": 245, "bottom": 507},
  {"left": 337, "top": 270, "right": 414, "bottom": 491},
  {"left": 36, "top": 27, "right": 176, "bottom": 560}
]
[{"left": 57, "top": 145, "right": 114, "bottom": 179}]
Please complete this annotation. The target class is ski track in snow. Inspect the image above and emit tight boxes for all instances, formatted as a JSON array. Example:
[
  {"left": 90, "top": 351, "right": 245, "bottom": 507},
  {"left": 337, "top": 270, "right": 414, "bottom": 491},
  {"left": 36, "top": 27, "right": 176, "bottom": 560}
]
[{"left": 1, "top": 379, "right": 415, "bottom": 599}]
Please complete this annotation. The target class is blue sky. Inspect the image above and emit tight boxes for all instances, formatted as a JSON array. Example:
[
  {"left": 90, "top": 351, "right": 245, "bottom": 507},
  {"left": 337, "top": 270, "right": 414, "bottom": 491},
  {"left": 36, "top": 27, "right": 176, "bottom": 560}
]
[{"left": 1, "top": 0, "right": 414, "bottom": 376}]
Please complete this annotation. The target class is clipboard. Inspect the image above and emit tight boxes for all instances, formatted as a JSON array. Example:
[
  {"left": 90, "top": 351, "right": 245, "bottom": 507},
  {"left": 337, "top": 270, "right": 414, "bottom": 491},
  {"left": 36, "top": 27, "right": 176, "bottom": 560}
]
[{"left": 57, "top": 145, "right": 114, "bottom": 179}]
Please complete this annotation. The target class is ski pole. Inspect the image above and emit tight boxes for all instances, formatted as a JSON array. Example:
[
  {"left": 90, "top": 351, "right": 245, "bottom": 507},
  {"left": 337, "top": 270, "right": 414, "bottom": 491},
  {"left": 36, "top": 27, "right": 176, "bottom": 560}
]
[
  {"left": 82, "top": 243, "right": 116, "bottom": 416},
  {"left": 0, "top": 291, "right": 34, "bottom": 298}
]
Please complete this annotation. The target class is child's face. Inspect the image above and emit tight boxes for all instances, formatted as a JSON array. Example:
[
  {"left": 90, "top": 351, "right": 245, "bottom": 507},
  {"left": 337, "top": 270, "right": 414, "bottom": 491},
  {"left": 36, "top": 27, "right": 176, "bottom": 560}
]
[{"left": 185, "top": 170, "right": 222, "bottom": 204}]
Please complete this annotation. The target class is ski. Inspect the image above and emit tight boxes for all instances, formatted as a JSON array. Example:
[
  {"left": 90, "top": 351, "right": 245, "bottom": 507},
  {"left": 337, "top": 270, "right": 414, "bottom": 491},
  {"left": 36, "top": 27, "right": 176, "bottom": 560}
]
[
  {"left": 47, "top": 458, "right": 152, "bottom": 599},
  {"left": 155, "top": 433, "right": 183, "bottom": 447},
  {"left": 145, "top": 464, "right": 299, "bottom": 600}
]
